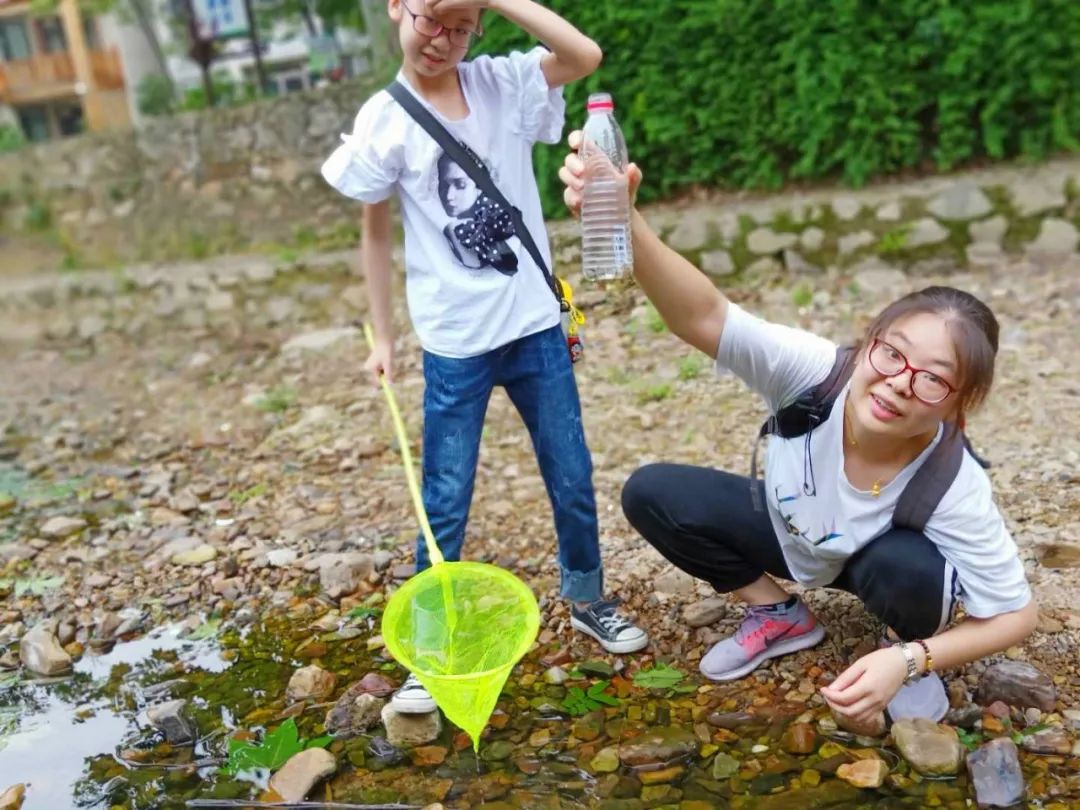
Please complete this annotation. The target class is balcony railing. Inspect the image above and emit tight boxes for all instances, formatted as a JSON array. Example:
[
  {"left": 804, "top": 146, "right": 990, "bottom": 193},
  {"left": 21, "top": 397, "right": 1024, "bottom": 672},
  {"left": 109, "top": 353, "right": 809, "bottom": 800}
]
[{"left": 0, "top": 47, "right": 124, "bottom": 104}]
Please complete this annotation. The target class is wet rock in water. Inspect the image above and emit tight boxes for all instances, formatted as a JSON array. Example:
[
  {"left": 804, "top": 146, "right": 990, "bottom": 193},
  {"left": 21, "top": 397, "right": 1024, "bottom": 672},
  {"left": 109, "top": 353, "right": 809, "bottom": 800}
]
[
  {"left": 831, "top": 708, "right": 886, "bottom": 738},
  {"left": 480, "top": 740, "right": 514, "bottom": 762},
  {"left": 40, "top": 516, "right": 86, "bottom": 539},
  {"left": 146, "top": 699, "right": 195, "bottom": 744},
  {"left": 892, "top": 718, "right": 965, "bottom": 776},
  {"left": 19, "top": 621, "right": 73, "bottom": 675},
  {"left": 367, "top": 736, "right": 404, "bottom": 766},
  {"left": 543, "top": 666, "right": 569, "bottom": 685},
  {"left": 0, "top": 784, "right": 26, "bottom": 810},
  {"left": 617, "top": 726, "right": 699, "bottom": 769},
  {"left": 325, "top": 688, "right": 385, "bottom": 737},
  {"left": 977, "top": 661, "right": 1056, "bottom": 712},
  {"left": 967, "top": 738, "right": 1025, "bottom": 808},
  {"left": 577, "top": 660, "right": 614, "bottom": 678},
  {"left": 1019, "top": 726, "right": 1072, "bottom": 755},
  {"left": 836, "top": 759, "right": 889, "bottom": 789},
  {"left": 590, "top": 746, "right": 620, "bottom": 774},
  {"left": 711, "top": 752, "right": 739, "bottom": 779},
  {"left": 0, "top": 493, "right": 15, "bottom": 514},
  {"left": 683, "top": 598, "right": 727, "bottom": 628},
  {"left": 268, "top": 748, "right": 337, "bottom": 803},
  {"left": 381, "top": 704, "right": 442, "bottom": 747},
  {"left": 780, "top": 722, "right": 817, "bottom": 754},
  {"left": 354, "top": 672, "right": 395, "bottom": 698},
  {"left": 409, "top": 745, "right": 448, "bottom": 767},
  {"left": 707, "top": 711, "right": 753, "bottom": 729},
  {"left": 945, "top": 704, "right": 984, "bottom": 729},
  {"left": 286, "top": 665, "right": 337, "bottom": 702},
  {"left": 640, "top": 765, "right": 685, "bottom": 785}
]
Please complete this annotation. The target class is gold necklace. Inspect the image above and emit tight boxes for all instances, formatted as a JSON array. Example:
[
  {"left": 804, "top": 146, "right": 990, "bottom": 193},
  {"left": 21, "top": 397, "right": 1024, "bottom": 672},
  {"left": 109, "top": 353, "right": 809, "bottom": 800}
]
[{"left": 844, "top": 401, "right": 883, "bottom": 497}]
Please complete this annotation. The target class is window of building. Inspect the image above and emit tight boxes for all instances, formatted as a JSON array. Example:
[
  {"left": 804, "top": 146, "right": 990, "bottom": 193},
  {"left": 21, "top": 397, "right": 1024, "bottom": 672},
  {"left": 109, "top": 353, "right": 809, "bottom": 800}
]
[
  {"left": 55, "top": 103, "right": 83, "bottom": 136},
  {"left": 0, "top": 18, "right": 32, "bottom": 61},
  {"left": 17, "top": 106, "right": 50, "bottom": 142},
  {"left": 37, "top": 17, "right": 67, "bottom": 54}
]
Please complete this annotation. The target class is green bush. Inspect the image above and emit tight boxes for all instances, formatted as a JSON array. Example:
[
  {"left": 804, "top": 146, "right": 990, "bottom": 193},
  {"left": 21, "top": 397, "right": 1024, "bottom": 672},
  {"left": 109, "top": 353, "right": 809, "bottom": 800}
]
[
  {"left": 474, "top": 0, "right": 1080, "bottom": 215},
  {"left": 136, "top": 74, "right": 176, "bottom": 117},
  {"left": 0, "top": 125, "right": 25, "bottom": 154}
]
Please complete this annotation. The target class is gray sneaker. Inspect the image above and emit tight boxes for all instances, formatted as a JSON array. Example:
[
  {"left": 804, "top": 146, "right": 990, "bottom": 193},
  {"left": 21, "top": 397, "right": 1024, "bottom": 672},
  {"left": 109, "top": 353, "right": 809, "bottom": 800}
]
[{"left": 700, "top": 598, "right": 825, "bottom": 681}]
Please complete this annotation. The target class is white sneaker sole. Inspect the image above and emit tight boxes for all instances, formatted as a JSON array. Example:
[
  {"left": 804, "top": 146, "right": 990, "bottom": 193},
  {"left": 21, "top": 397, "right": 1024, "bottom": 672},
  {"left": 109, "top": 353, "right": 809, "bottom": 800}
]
[
  {"left": 571, "top": 617, "right": 650, "bottom": 654},
  {"left": 390, "top": 693, "right": 437, "bottom": 714},
  {"left": 700, "top": 623, "right": 827, "bottom": 682}
]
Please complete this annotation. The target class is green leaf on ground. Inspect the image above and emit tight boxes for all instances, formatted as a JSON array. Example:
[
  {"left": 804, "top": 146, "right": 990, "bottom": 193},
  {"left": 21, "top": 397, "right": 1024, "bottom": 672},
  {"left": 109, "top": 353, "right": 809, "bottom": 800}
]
[
  {"left": 562, "top": 680, "right": 620, "bottom": 716},
  {"left": 220, "top": 718, "right": 327, "bottom": 776},
  {"left": 188, "top": 616, "right": 222, "bottom": 641},
  {"left": 633, "top": 662, "right": 687, "bottom": 690},
  {"left": 346, "top": 606, "right": 382, "bottom": 622},
  {"left": 0, "top": 575, "right": 66, "bottom": 597}
]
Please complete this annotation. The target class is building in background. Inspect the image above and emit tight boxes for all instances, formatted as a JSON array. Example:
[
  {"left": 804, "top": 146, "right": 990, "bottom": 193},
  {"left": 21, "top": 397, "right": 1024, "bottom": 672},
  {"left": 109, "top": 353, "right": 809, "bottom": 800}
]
[{"left": 0, "top": 0, "right": 129, "bottom": 141}]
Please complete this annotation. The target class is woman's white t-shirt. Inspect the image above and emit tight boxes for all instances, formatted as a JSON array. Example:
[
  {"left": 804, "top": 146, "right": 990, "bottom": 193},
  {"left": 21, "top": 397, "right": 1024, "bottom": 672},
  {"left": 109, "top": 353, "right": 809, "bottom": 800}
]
[
  {"left": 321, "top": 47, "right": 564, "bottom": 358},
  {"left": 715, "top": 303, "right": 1031, "bottom": 619}
]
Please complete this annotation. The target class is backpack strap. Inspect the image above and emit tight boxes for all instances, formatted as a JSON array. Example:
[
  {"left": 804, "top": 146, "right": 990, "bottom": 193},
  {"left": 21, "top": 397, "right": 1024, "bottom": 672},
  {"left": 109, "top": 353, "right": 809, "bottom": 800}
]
[
  {"left": 892, "top": 422, "right": 967, "bottom": 532},
  {"left": 384, "top": 81, "right": 567, "bottom": 311},
  {"left": 750, "top": 345, "right": 856, "bottom": 510}
]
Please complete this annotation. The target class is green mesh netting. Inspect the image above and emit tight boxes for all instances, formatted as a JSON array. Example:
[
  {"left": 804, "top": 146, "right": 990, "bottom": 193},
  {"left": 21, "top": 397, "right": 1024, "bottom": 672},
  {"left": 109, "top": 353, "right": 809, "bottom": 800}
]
[{"left": 382, "top": 562, "right": 540, "bottom": 748}]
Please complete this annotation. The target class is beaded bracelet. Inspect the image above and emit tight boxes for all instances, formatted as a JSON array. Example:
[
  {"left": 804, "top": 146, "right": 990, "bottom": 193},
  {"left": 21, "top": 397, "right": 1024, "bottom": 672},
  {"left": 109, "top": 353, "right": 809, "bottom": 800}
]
[{"left": 913, "top": 639, "right": 934, "bottom": 674}]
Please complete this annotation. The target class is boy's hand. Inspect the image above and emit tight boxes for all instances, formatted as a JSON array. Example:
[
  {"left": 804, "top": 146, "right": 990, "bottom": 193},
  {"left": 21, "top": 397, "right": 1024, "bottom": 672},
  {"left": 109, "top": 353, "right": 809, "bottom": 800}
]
[
  {"left": 427, "top": 0, "right": 490, "bottom": 13},
  {"left": 819, "top": 646, "right": 907, "bottom": 731},
  {"left": 558, "top": 129, "right": 642, "bottom": 219},
  {"left": 365, "top": 341, "right": 394, "bottom": 388}
]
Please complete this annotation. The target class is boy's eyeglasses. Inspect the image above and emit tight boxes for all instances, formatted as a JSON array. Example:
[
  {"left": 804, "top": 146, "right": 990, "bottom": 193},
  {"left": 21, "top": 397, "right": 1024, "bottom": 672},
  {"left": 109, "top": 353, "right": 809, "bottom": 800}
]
[
  {"left": 401, "top": 0, "right": 482, "bottom": 48},
  {"left": 867, "top": 338, "right": 956, "bottom": 404}
]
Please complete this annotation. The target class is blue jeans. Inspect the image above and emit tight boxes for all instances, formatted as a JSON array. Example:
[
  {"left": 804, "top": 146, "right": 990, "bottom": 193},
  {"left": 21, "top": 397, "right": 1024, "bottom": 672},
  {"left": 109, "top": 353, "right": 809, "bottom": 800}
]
[{"left": 415, "top": 325, "right": 603, "bottom": 602}]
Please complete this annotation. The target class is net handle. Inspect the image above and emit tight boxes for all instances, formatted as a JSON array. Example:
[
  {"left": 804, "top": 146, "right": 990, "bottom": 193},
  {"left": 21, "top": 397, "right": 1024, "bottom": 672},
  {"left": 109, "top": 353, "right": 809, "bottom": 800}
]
[{"left": 362, "top": 323, "right": 444, "bottom": 566}]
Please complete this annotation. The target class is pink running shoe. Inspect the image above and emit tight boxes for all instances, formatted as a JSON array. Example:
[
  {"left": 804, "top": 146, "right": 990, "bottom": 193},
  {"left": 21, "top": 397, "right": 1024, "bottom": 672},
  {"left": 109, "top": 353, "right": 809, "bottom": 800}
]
[{"left": 700, "top": 598, "right": 825, "bottom": 681}]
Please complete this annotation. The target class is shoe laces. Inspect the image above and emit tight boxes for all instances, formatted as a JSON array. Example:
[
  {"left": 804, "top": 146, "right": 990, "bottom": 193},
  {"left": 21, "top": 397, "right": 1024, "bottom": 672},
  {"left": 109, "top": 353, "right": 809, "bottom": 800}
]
[
  {"left": 735, "top": 604, "right": 785, "bottom": 645},
  {"left": 587, "top": 599, "right": 632, "bottom": 634}
]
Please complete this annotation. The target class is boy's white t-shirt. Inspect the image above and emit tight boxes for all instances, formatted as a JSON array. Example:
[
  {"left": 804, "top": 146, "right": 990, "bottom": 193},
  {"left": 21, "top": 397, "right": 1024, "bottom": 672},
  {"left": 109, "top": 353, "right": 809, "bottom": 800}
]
[
  {"left": 321, "top": 47, "right": 564, "bottom": 358},
  {"left": 715, "top": 303, "right": 1031, "bottom": 620}
]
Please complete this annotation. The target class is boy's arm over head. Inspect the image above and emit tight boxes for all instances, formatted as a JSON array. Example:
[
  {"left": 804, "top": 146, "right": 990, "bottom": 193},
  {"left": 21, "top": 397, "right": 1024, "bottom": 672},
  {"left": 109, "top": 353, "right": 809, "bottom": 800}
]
[{"left": 429, "top": 0, "right": 602, "bottom": 87}]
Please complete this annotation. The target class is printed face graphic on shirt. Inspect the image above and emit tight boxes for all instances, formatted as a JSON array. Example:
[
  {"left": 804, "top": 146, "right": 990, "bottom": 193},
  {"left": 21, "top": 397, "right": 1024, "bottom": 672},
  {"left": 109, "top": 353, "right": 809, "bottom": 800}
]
[{"left": 436, "top": 150, "right": 519, "bottom": 277}]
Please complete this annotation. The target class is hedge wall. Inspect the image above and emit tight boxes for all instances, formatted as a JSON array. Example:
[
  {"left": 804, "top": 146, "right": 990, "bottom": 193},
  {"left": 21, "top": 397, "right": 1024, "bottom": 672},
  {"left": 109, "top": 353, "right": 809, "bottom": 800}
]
[{"left": 474, "top": 0, "right": 1080, "bottom": 215}]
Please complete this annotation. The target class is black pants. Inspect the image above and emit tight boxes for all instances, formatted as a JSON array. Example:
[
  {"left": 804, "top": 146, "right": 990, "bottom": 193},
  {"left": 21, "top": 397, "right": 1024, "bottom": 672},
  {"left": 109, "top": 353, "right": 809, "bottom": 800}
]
[{"left": 622, "top": 463, "right": 957, "bottom": 641}]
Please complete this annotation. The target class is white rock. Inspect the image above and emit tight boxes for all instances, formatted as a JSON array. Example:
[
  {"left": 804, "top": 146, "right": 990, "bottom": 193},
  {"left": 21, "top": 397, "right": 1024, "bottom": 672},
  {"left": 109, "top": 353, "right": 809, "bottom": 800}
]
[
  {"left": 927, "top": 183, "right": 993, "bottom": 221},
  {"left": 700, "top": 249, "right": 735, "bottom": 277},
  {"left": 747, "top": 228, "right": 798, "bottom": 255},
  {"left": 969, "top": 215, "right": 1008, "bottom": 246},
  {"left": 40, "top": 516, "right": 87, "bottom": 539},
  {"left": 832, "top": 197, "right": 862, "bottom": 221},
  {"left": 906, "top": 218, "right": 950, "bottom": 248},
  {"left": 266, "top": 549, "right": 299, "bottom": 568},
  {"left": 799, "top": 227, "right": 826, "bottom": 252},
  {"left": 268, "top": 748, "right": 337, "bottom": 803},
  {"left": 1027, "top": 218, "right": 1079, "bottom": 257},
  {"left": 282, "top": 327, "right": 360, "bottom": 353},
  {"left": 1011, "top": 180, "right": 1066, "bottom": 217},
  {"left": 381, "top": 703, "right": 442, "bottom": 746},
  {"left": 876, "top": 201, "right": 902, "bottom": 221},
  {"left": 838, "top": 231, "right": 876, "bottom": 256},
  {"left": 19, "top": 621, "right": 73, "bottom": 676},
  {"left": 171, "top": 544, "right": 217, "bottom": 566}
]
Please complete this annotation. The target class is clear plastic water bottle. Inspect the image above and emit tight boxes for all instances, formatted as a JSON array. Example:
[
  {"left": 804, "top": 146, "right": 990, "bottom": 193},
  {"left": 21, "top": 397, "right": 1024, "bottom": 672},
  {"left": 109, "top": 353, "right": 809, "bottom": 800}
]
[{"left": 580, "top": 92, "right": 633, "bottom": 281}]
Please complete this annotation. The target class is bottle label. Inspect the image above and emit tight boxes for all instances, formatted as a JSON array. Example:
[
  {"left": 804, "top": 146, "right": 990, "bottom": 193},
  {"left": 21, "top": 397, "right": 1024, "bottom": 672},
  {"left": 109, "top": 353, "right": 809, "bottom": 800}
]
[{"left": 612, "top": 228, "right": 630, "bottom": 267}]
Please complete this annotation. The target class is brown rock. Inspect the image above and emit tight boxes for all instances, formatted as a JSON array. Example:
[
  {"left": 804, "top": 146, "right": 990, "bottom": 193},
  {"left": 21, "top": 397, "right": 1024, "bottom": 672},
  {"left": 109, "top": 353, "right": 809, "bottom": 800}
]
[
  {"left": 892, "top": 718, "right": 965, "bottom": 776},
  {"left": 410, "top": 745, "right": 448, "bottom": 766},
  {"left": 0, "top": 784, "right": 26, "bottom": 810},
  {"left": 267, "top": 748, "right": 336, "bottom": 803},
  {"left": 836, "top": 759, "right": 888, "bottom": 789},
  {"left": 286, "top": 665, "right": 336, "bottom": 702},
  {"left": 781, "top": 722, "right": 817, "bottom": 755},
  {"left": 977, "top": 662, "right": 1056, "bottom": 713}
]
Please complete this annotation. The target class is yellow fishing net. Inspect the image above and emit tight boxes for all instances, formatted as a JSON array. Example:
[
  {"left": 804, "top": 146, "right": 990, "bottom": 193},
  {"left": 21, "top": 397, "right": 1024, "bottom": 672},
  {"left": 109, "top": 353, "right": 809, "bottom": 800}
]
[{"left": 364, "top": 326, "right": 540, "bottom": 749}]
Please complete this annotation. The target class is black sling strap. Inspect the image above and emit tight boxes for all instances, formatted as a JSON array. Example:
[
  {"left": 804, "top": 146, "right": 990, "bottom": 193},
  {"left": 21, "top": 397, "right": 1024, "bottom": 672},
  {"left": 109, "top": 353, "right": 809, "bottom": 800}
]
[
  {"left": 385, "top": 80, "right": 567, "bottom": 310},
  {"left": 753, "top": 345, "right": 988, "bottom": 533}
]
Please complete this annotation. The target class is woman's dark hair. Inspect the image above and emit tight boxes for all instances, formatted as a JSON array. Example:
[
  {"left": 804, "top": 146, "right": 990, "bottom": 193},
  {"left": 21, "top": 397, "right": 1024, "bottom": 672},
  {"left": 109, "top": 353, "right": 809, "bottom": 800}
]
[
  {"left": 436, "top": 151, "right": 478, "bottom": 218},
  {"left": 862, "top": 286, "right": 999, "bottom": 417}
]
